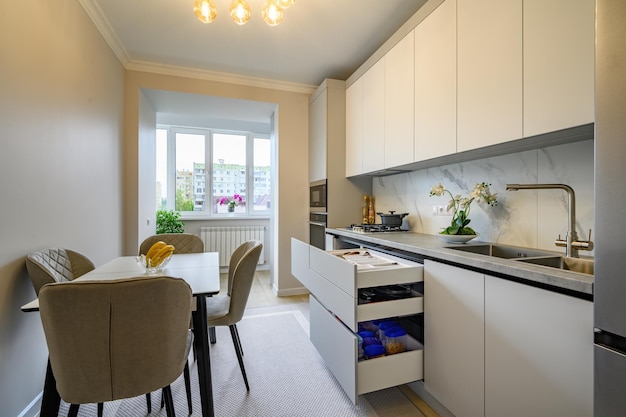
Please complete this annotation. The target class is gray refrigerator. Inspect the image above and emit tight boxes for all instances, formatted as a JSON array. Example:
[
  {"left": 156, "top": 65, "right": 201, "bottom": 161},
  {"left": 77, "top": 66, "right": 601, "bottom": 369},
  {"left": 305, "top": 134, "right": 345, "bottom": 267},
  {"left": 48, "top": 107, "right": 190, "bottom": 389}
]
[{"left": 594, "top": 0, "right": 626, "bottom": 415}]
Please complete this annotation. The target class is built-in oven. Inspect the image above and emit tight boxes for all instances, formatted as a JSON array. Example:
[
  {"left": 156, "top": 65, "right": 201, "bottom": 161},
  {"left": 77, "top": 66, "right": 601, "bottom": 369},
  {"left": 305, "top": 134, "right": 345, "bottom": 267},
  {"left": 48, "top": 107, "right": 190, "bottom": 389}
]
[
  {"left": 309, "top": 212, "right": 327, "bottom": 250},
  {"left": 309, "top": 180, "right": 327, "bottom": 250}
]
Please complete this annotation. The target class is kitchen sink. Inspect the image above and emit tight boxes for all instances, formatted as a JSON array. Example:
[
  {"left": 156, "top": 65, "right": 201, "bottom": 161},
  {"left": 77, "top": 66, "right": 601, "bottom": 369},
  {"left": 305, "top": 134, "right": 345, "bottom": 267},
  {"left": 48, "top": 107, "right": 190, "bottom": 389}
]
[
  {"left": 446, "top": 244, "right": 555, "bottom": 259},
  {"left": 516, "top": 256, "right": 594, "bottom": 275},
  {"left": 446, "top": 243, "right": 594, "bottom": 275}
]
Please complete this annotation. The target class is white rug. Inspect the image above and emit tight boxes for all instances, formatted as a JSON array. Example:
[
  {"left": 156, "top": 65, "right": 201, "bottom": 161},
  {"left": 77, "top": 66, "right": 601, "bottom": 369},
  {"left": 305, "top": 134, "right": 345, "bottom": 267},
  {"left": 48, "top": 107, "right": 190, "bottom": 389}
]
[{"left": 64, "top": 310, "right": 424, "bottom": 417}]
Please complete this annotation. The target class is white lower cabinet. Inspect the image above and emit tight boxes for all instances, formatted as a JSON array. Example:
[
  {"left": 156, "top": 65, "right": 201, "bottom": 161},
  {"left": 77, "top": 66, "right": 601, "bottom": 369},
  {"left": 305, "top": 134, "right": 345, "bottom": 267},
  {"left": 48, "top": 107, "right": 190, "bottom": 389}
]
[
  {"left": 484, "top": 275, "right": 593, "bottom": 417},
  {"left": 424, "top": 259, "right": 593, "bottom": 417},
  {"left": 292, "top": 239, "right": 424, "bottom": 404},
  {"left": 424, "top": 259, "right": 485, "bottom": 417}
]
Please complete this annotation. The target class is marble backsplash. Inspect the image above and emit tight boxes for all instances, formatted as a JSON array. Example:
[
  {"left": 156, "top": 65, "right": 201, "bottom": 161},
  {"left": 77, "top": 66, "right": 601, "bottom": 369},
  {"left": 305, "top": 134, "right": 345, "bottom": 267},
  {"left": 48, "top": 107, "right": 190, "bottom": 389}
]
[{"left": 372, "top": 139, "right": 595, "bottom": 256}]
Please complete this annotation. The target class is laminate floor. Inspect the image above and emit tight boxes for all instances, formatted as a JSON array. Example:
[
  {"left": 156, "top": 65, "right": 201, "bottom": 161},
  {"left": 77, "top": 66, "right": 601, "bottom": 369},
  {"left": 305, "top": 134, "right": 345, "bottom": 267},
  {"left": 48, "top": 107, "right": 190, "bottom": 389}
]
[{"left": 222, "top": 269, "right": 310, "bottom": 314}]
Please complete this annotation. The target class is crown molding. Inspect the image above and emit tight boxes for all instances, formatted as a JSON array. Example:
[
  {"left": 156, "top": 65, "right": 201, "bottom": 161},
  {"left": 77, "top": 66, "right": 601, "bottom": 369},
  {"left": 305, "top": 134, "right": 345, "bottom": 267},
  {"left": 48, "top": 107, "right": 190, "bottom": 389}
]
[
  {"left": 126, "top": 60, "right": 318, "bottom": 95},
  {"left": 78, "top": 0, "right": 317, "bottom": 95},
  {"left": 78, "top": 0, "right": 131, "bottom": 66}
]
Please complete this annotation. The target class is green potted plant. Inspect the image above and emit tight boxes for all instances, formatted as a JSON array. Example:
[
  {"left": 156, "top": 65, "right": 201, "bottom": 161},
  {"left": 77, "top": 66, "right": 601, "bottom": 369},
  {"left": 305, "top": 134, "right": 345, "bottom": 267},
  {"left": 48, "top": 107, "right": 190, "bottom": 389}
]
[{"left": 156, "top": 210, "right": 185, "bottom": 234}]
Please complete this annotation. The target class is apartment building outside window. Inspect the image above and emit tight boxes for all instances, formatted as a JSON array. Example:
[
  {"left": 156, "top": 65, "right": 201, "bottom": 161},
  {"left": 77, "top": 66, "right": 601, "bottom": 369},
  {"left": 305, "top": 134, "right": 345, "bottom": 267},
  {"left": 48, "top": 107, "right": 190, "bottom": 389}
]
[{"left": 156, "top": 127, "right": 271, "bottom": 216}]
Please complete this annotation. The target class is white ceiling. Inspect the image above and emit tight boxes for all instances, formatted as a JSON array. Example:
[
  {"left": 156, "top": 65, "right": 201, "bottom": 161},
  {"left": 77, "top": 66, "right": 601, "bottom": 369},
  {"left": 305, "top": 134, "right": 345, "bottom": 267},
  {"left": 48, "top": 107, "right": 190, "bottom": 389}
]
[{"left": 80, "top": 0, "right": 427, "bottom": 121}]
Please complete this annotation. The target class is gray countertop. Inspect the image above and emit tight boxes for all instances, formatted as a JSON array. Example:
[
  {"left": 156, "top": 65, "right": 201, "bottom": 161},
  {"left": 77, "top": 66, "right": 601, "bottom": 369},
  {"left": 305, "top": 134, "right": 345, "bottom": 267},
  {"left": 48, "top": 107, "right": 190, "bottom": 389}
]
[{"left": 326, "top": 228, "right": 594, "bottom": 297}]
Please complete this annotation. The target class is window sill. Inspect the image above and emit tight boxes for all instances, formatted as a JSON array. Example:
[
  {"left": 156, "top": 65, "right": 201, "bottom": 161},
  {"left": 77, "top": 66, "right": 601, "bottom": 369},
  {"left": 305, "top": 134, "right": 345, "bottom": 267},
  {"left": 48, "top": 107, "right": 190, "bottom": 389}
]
[{"left": 181, "top": 215, "right": 270, "bottom": 222}]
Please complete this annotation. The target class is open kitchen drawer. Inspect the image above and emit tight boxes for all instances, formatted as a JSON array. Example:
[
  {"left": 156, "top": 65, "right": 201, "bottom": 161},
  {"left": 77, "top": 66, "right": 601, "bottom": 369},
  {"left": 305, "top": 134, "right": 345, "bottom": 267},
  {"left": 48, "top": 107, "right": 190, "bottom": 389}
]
[
  {"left": 309, "top": 246, "right": 423, "bottom": 297},
  {"left": 310, "top": 296, "right": 424, "bottom": 404},
  {"left": 308, "top": 245, "right": 424, "bottom": 332},
  {"left": 291, "top": 240, "right": 425, "bottom": 403}
]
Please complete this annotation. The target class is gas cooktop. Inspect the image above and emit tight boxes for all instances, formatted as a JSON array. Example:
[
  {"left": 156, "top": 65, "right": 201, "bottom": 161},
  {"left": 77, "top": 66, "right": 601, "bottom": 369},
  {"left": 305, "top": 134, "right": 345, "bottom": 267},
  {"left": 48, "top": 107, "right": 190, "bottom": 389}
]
[{"left": 348, "top": 224, "right": 409, "bottom": 233}]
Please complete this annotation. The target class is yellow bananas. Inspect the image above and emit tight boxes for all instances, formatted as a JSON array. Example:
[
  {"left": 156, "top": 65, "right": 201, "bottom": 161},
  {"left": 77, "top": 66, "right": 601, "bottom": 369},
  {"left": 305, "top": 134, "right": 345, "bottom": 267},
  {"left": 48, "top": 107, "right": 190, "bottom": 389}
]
[
  {"left": 146, "top": 241, "right": 175, "bottom": 267},
  {"left": 146, "top": 241, "right": 166, "bottom": 259}
]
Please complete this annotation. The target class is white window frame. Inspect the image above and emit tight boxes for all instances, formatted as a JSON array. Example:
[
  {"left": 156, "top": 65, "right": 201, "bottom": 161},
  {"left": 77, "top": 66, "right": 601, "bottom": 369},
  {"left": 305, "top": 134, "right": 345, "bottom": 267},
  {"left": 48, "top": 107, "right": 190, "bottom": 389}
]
[{"left": 158, "top": 125, "right": 271, "bottom": 218}]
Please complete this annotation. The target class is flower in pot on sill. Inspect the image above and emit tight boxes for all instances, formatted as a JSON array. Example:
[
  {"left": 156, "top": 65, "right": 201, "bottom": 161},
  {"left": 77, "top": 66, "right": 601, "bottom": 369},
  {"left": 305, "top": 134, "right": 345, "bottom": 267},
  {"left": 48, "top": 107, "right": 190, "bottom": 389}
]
[
  {"left": 219, "top": 194, "right": 243, "bottom": 212},
  {"left": 429, "top": 182, "right": 498, "bottom": 235}
]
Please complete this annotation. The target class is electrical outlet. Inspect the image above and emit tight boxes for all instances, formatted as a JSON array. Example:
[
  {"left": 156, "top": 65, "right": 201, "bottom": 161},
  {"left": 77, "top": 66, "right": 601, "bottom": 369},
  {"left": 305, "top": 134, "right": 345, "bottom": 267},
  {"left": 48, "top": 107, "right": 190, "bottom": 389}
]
[{"left": 433, "top": 205, "right": 449, "bottom": 216}]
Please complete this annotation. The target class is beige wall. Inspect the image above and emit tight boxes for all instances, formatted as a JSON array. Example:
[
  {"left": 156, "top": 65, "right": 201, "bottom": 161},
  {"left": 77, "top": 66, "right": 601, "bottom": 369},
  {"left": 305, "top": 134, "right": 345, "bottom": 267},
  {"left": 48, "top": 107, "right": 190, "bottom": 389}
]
[
  {"left": 0, "top": 0, "right": 125, "bottom": 415},
  {"left": 124, "top": 71, "right": 311, "bottom": 295},
  {"left": 137, "top": 90, "right": 157, "bottom": 251}
]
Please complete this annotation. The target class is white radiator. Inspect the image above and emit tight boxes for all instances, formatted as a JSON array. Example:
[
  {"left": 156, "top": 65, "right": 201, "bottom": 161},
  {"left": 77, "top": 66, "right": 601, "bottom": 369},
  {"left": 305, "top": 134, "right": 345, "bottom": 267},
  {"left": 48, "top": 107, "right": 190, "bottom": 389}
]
[{"left": 200, "top": 225, "right": 266, "bottom": 267}]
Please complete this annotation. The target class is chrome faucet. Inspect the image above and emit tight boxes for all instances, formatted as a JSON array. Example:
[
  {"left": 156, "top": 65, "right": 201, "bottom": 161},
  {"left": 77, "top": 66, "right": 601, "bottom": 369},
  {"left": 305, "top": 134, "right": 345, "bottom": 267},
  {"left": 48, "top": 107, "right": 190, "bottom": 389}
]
[{"left": 505, "top": 183, "right": 593, "bottom": 258}]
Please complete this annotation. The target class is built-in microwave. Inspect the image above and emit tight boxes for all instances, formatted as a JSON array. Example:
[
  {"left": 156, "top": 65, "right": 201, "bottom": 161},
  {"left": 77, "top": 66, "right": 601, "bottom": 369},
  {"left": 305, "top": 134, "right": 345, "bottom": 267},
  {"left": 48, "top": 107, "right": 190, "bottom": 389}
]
[
  {"left": 309, "top": 179, "right": 327, "bottom": 212},
  {"left": 309, "top": 180, "right": 327, "bottom": 249}
]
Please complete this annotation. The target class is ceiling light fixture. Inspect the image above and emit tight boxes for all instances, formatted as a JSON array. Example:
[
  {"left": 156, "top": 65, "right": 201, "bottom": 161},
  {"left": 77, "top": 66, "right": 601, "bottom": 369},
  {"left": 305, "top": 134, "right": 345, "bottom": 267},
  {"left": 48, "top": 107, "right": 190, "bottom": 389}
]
[
  {"left": 194, "top": 0, "right": 217, "bottom": 23},
  {"left": 193, "top": 0, "right": 295, "bottom": 26},
  {"left": 230, "top": 0, "right": 252, "bottom": 25},
  {"left": 261, "top": 0, "right": 283, "bottom": 26}
]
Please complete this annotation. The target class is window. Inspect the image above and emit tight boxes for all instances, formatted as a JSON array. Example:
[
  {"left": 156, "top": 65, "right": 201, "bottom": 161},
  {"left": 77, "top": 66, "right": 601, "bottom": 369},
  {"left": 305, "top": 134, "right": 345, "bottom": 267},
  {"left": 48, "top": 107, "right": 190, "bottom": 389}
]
[{"left": 157, "top": 127, "right": 271, "bottom": 216}]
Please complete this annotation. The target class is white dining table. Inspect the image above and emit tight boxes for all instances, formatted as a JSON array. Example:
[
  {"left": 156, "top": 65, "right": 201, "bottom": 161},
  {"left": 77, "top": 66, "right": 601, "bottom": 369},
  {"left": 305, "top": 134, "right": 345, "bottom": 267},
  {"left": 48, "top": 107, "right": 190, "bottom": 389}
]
[{"left": 22, "top": 252, "right": 221, "bottom": 417}]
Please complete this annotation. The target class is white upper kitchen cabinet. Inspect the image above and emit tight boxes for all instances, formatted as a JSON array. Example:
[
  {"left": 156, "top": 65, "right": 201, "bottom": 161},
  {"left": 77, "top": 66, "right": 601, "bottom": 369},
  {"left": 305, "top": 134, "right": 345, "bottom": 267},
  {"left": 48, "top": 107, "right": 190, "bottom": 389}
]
[
  {"left": 346, "top": 37, "right": 411, "bottom": 175},
  {"left": 457, "top": 0, "right": 523, "bottom": 151},
  {"left": 345, "top": 78, "right": 363, "bottom": 177},
  {"left": 523, "top": 0, "right": 595, "bottom": 137},
  {"left": 414, "top": 0, "right": 457, "bottom": 162},
  {"left": 362, "top": 59, "right": 386, "bottom": 173},
  {"left": 309, "top": 79, "right": 348, "bottom": 183},
  {"left": 384, "top": 31, "right": 415, "bottom": 168}
]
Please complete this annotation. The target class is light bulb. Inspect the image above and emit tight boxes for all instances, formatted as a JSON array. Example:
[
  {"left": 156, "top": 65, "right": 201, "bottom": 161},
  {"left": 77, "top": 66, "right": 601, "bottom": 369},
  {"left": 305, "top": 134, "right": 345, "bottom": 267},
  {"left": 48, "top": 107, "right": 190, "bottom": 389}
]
[
  {"left": 275, "top": 0, "right": 295, "bottom": 9},
  {"left": 230, "top": 0, "right": 251, "bottom": 25},
  {"left": 262, "top": 0, "right": 284, "bottom": 26},
  {"left": 194, "top": 0, "right": 217, "bottom": 23}
]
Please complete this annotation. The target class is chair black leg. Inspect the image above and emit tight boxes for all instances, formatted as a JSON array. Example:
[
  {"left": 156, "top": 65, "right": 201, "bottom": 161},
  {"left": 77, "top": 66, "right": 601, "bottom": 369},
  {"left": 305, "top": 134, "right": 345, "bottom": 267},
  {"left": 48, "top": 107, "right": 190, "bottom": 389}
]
[
  {"left": 233, "top": 323, "right": 244, "bottom": 355},
  {"left": 68, "top": 404, "right": 79, "bottom": 417},
  {"left": 162, "top": 385, "right": 177, "bottom": 417},
  {"left": 146, "top": 392, "right": 152, "bottom": 413},
  {"left": 159, "top": 366, "right": 192, "bottom": 414},
  {"left": 229, "top": 324, "right": 250, "bottom": 391},
  {"left": 209, "top": 326, "right": 216, "bottom": 344},
  {"left": 97, "top": 402, "right": 104, "bottom": 417},
  {"left": 184, "top": 360, "right": 193, "bottom": 415}
]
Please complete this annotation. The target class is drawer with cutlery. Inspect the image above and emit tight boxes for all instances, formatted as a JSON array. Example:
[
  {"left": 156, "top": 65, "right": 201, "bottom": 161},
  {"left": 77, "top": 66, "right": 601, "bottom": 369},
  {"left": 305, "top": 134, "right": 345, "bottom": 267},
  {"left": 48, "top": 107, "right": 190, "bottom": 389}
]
[
  {"left": 308, "top": 246, "right": 424, "bottom": 332},
  {"left": 291, "top": 239, "right": 424, "bottom": 404}
]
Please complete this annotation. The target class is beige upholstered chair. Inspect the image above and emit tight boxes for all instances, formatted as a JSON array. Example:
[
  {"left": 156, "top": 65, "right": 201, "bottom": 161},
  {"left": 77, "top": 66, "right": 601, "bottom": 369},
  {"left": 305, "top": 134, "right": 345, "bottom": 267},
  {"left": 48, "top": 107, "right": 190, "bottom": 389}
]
[
  {"left": 139, "top": 233, "right": 204, "bottom": 256},
  {"left": 38, "top": 276, "right": 193, "bottom": 417},
  {"left": 227, "top": 240, "right": 260, "bottom": 294},
  {"left": 26, "top": 248, "right": 95, "bottom": 295},
  {"left": 25, "top": 248, "right": 182, "bottom": 415},
  {"left": 206, "top": 240, "right": 263, "bottom": 391},
  {"left": 208, "top": 240, "right": 261, "bottom": 346}
]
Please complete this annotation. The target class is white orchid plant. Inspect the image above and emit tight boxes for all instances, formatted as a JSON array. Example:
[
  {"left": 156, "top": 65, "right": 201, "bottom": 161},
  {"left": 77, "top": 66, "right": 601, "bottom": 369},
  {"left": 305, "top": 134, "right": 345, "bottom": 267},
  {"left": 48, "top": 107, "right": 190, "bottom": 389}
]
[{"left": 429, "top": 182, "right": 498, "bottom": 235}]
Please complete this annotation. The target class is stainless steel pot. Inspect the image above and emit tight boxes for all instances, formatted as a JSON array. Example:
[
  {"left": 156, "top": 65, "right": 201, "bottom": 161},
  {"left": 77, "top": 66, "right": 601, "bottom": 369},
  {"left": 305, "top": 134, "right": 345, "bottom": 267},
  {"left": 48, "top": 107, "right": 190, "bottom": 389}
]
[{"left": 376, "top": 211, "right": 409, "bottom": 226}]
